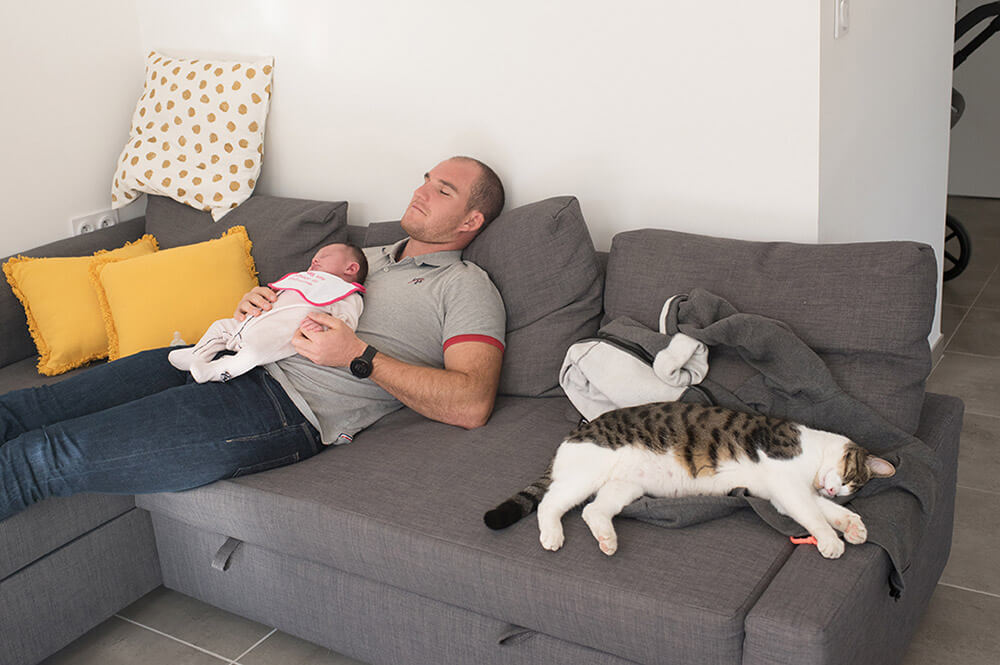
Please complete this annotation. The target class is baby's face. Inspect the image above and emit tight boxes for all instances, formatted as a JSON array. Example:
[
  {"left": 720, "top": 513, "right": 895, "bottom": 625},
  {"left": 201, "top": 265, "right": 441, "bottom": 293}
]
[{"left": 309, "top": 244, "right": 358, "bottom": 282}]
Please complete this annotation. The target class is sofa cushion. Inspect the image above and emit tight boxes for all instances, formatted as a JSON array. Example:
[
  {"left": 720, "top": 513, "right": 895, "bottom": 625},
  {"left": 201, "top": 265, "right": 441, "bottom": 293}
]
[
  {"left": 144, "top": 194, "right": 348, "bottom": 285},
  {"left": 604, "top": 229, "right": 936, "bottom": 434},
  {"left": 0, "top": 219, "right": 146, "bottom": 370},
  {"left": 464, "top": 197, "right": 604, "bottom": 396},
  {"left": 0, "top": 492, "right": 136, "bottom": 580},
  {"left": 137, "top": 396, "right": 792, "bottom": 665},
  {"left": 363, "top": 221, "right": 407, "bottom": 248}
]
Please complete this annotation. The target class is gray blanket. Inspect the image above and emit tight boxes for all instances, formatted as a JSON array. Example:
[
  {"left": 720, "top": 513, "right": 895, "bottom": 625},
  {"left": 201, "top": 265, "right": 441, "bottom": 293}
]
[{"left": 613, "top": 289, "right": 939, "bottom": 598}]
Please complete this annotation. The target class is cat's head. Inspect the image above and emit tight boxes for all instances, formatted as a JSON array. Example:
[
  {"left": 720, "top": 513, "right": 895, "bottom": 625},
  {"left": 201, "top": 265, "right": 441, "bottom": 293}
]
[{"left": 816, "top": 441, "right": 896, "bottom": 498}]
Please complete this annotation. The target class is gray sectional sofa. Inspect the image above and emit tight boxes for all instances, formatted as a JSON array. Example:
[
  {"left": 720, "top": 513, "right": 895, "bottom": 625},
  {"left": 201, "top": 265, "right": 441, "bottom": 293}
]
[{"left": 0, "top": 194, "right": 962, "bottom": 665}]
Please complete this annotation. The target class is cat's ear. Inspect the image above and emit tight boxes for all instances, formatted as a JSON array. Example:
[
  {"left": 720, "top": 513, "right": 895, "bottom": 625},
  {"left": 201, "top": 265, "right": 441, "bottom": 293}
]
[{"left": 866, "top": 456, "right": 896, "bottom": 478}]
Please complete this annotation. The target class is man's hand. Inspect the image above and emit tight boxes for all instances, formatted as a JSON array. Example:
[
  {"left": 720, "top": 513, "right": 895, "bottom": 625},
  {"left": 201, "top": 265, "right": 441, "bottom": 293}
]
[
  {"left": 234, "top": 286, "right": 278, "bottom": 321},
  {"left": 291, "top": 312, "right": 367, "bottom": 367}
]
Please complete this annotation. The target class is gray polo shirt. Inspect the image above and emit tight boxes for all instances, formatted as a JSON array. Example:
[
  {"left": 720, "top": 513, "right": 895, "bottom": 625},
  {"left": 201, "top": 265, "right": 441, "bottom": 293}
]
[{"left": 265, "top": 239, "right": 506, "bottom": 444}]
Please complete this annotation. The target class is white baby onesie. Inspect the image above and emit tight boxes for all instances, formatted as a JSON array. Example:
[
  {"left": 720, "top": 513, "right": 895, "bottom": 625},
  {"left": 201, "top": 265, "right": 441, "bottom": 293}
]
[{"left": 168, "top": 271, "right": 365, "bottom": 383}]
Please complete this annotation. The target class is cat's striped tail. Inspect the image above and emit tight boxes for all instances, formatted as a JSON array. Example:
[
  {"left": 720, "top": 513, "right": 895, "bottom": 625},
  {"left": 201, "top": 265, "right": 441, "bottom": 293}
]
[{"left": 483, "top": 463, "right": 553, "bottom": 530}]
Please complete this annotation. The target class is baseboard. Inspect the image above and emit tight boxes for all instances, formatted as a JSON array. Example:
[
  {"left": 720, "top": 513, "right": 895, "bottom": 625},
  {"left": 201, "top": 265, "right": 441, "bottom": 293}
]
[{"left": 931, "top": 334, "right": 946, "bottom": 367}]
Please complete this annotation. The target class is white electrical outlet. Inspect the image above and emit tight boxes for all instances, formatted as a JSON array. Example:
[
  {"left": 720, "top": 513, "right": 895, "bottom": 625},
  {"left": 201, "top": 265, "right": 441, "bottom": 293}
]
[{"left": 71, "top": 209, "right": 119, "bottom": 236}]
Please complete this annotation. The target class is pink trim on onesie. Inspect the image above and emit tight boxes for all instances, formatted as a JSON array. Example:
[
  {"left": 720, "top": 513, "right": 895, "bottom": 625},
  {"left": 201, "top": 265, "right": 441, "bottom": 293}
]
[{"left": 268, "top": 271, "right": 366, "bottom": 306}]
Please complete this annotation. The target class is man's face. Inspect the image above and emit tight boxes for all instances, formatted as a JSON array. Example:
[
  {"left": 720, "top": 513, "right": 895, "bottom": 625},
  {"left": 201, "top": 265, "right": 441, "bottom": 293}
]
[{"left": 400, "top": 159, "right": 482, "bottom": 244}]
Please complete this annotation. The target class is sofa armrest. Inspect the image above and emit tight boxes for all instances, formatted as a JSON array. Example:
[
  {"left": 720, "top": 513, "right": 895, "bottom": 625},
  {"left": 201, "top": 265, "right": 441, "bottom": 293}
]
[
  {"left": 742, "top": 393, "right": 963, "bottom": 665},
  {"left": 0, "top": 217, "right": 146, "bottom": 369}
]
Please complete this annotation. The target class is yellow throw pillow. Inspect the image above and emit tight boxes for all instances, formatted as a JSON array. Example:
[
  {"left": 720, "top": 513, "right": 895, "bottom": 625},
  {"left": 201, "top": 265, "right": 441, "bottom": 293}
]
[
  {"left": 92, "top": 226, "right": 258, "bottom": 360},
  {"left": 2, "top": 235, "right": 159, "bottom": 375}
]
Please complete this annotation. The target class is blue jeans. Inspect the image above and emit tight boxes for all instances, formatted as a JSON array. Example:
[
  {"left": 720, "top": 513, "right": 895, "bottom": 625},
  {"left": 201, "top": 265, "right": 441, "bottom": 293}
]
[{"left": 0, "top": 347, "right": 320, "bottom": 521}]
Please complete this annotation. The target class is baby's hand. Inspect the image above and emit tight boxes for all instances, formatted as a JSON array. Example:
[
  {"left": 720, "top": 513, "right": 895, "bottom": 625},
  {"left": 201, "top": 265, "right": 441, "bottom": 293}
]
[{"left": 299, "top": 318, "right": 326, "bottom": 333}]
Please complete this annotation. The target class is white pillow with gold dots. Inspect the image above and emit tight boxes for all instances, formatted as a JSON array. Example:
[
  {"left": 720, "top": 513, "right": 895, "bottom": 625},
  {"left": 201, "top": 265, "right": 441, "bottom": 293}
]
[{"left": 112, "top": 51, "right": 274, "bottom": 220}]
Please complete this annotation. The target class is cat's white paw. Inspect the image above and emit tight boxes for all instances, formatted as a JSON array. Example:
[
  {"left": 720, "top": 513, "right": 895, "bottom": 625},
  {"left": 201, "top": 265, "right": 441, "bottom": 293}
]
[
  {"left": 539, "top": 526, "right": 565, "bottom": 552},
  {"left": 582, "top": 505, "right": 618, "bottom": 556},
  {"left": 842, "top": 515, "right": 867, "bottom": 545},
  {"left": 597, "top": 534, "right": 618, "bottom": 556},
  {"left": 815, "top": 535, "right": 845, "bottom": 559}
]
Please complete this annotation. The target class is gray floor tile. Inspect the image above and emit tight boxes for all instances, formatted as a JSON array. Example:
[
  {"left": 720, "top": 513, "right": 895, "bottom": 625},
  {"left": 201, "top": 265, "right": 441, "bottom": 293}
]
[
  {"left": 926, "top": 352, "right": 1000, "bottom": 418},
  {"left": 957, "top": 412, "right": 1000, "bottom": 493},
  {"left": 238, "top": 631, "right": 369, "bottom": 665},
  {"left": 118, "top": 586, "right": 273, "bottom": 661},
  {"left": 900, "top": 584, "right": 1000, "bottom": 665},
  {"left": 942, "top": 268, "right": 992, "bottom": 307},
  {"left": 940, "top": 304, "right": 967, "bottom": 347},
  {"left": 946, "top": 307, "right": 1000, "bottom": 356},
  {"left": 940, "top": 486, "right": 1000, "bottom": 596},
  {"left": 39, "top": 615, "right": 226, "bottom": 665},
  {"left": 976, "top": 271, "right": 1000, "bottom": 310}
]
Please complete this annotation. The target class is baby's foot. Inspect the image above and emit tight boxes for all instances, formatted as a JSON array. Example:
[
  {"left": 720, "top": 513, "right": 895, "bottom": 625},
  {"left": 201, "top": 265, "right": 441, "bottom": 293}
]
[{"left": 167, "top": 348, "right": 195, "bottom": 371}]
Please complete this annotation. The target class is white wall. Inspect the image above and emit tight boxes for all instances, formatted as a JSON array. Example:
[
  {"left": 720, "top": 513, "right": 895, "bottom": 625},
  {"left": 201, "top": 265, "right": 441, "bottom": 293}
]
[
  {"left": 949, "top": 0, "right": 1000, "bottom": 197},
  {"left": 817, "top": 1, "right": 955, "bottom": 345},
  {"left": 135, "top": 0, "right": 823, "bottom": 250},
  {"left": 0, "top": 1, "right": 144, "bottom": 257},
  {"left": 0, "top": 0, "right": 954, "bottom": 302}
]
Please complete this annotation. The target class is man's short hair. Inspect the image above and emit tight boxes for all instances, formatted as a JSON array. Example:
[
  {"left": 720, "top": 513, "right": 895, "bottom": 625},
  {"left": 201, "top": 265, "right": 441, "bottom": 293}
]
[
  {"left": 453, "top": 156, "right": 505, "bottom": 228},
  {"left": 345, "top": 242, "right": 369, "bottom": 284}
]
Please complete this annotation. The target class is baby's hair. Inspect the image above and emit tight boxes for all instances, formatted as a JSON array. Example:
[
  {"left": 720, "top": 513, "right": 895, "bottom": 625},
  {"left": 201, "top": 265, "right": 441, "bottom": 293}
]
[{"left": 345, "top": 242, "right": 369, "bottom": 284}]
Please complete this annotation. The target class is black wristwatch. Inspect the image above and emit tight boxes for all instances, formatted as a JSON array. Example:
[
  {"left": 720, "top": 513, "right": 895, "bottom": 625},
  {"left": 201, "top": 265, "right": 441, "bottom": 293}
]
[{"left": 349, "top": 345, "right": 378, "bottom": 379}]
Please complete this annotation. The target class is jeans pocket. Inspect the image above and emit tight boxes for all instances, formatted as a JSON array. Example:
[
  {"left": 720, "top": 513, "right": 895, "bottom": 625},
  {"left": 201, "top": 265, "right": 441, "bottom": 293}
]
[
  {"left": 226, "top": 421, "right": 317, "bottom": 478},
  {"left": 231, "top": 451, "right": 300, "bottom": 478}
]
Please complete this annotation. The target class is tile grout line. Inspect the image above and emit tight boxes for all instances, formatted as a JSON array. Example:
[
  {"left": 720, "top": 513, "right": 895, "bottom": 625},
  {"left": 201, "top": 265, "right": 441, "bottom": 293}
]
[
  {"left": 933, "top": 261, "right": 998, "bottom": 375},
  {"left": 963, "top": 408, "right": 1000, "bottom": 419},
  {"left": 936, "top": 349, "right": 1000, "bottom": 360},
  {"left": 228, "top": 627, "right": 278, "bottom": 664},
  {"left": 942, "top": 262, "right": 997, "bottom": 336},
  {"left": 956, "top": 484, "right": 1000, "bottom": 497},
  {"left": 113, "top": 614, "right": 234, "bottom": 662},
  {"left": 938, "top": 582, "right": 1000, "bottom": 600}
]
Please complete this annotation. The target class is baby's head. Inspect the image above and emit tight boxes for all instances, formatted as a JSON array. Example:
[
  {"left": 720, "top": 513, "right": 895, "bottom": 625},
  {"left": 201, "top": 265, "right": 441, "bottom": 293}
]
[{"left": 309, "top": 243, "right": 368, "bottom": 284}]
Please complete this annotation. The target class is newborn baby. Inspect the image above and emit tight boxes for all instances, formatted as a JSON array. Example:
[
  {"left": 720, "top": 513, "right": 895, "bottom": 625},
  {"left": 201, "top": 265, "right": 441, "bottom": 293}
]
[{"left": 169, "top": 243, "right": 367, "bottom": 383}]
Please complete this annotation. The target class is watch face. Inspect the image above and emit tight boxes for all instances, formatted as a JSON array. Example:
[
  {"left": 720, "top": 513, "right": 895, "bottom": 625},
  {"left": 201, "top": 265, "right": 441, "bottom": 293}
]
[{"left": 350, "top": 357, "right": 371, "bottom": 378}]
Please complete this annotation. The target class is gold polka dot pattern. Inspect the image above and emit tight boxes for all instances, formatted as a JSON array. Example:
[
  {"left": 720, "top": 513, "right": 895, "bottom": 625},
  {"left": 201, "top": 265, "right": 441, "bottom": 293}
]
[{"left": 112, "top": 51, "right": 274, "bottom": 221}]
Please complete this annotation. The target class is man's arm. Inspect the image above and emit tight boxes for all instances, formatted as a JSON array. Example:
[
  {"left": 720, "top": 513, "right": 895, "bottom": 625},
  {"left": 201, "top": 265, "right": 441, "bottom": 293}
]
[{"left": 291, "top": 312, "right": 503, "bottom": 429}]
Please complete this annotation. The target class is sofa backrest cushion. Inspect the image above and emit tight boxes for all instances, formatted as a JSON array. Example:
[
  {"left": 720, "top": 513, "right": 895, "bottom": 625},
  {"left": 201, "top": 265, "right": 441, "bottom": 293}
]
[
  {"left": 363, "top": 221, "right": 408, "bottom": 248},
  {"left": 464, "top": 197, "right": 604, "bottom": 396},
  {"left": 604, "top": 229, "right": 937, "bottom": 434},
  {"left": 144, "top": 194, "right": 348, "bottom": 285}
]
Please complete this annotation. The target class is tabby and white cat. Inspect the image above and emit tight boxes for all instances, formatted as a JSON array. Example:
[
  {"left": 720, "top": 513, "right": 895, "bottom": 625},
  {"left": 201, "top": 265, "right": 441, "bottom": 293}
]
[{"left": 484, "top": 402, "right": 895, "bottom": 559}]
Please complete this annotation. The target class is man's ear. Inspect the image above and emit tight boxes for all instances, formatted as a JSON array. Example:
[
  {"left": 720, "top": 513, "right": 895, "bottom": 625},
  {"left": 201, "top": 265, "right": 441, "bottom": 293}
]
[{"left": 460, "top": 210, "right": 485, "bottom": 234}]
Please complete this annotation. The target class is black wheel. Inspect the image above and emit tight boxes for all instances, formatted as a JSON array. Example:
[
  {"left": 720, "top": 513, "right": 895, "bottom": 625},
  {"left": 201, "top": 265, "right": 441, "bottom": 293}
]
[{"left": 943, "top": 214, "right": 971, "bottom": 281}]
